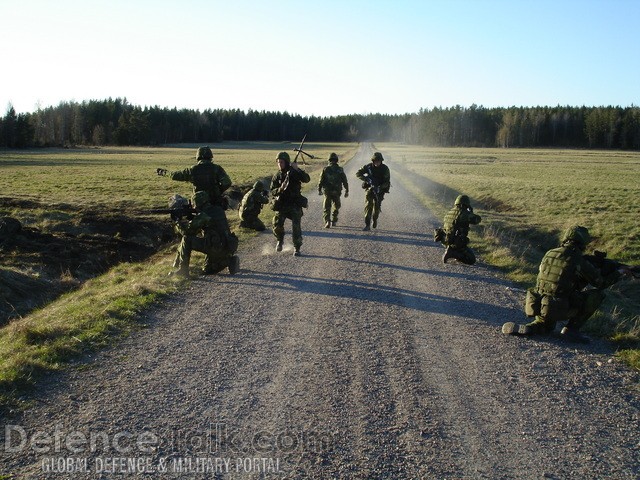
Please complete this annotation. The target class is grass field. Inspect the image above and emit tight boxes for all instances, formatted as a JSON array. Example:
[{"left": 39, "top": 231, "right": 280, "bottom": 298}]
[
  {"left": 0, "top": 142, "right": 356, "bottom": 210},
  {"left": 0, "top": 142, "right": 638, "bottom": 410}
]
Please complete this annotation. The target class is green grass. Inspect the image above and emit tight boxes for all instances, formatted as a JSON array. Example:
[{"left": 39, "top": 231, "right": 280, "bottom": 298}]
[
  {"left": 0, "top": 142, "right": 358, "bottom": 409},
  {"left": 0, "top": 255, "right": 181, "bottom": 410},
  {"left": 0, "top": 142, "right": 358, "bottom": 211},
  {"left": 381, "top": 143, "right": 640, "bottom": 369}
]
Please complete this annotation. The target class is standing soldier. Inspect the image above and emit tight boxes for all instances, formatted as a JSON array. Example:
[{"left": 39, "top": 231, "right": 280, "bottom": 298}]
[
  {"left": 355, "top": 152, "right": 390, "bottom": 231},
  {"left": 270, "top": 151, "right": 310, "bottom": 256},
  {"left": 318, "top": 152, "right": 349, "bottom": 228},
  {"left": 171, "top": 191, "right": 239, "bottom": 277},
  {"left": 157, "top": 146, "right": 232, "bottom": 208},
  {"left": 502, "top": 225, "right": 626, "bottom": 343},
  {"left": 439, "top": 194, "right": 482, "bottom": 265},
  {"left": 239, "top": 181, "right": 270, "bottom": 231}
]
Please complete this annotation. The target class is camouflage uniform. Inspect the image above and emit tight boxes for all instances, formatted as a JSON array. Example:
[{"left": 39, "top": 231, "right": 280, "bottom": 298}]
[
  {"left": 239, "top": 181, "right": 269, "bottom": 231},
  {"left": 172, "top": 191, "right": 239, "bottom": 276},
  {"left": 441, "top": 195, "right": 482, "bottom": 265},
  {"left": 271, "top": 152, "right": 310, "bottom": 255},
  {"left": 355, "top": 152, "right": 390, "bottom": 230},
  {"left": 503, "top": 226, "right": 620, "bottom": 341},
  {"left": 318, "top": 153, "right": 349, "bottom": 227},
  {"left": 167, "top": 146, "right": 232, "bottom": 207}
]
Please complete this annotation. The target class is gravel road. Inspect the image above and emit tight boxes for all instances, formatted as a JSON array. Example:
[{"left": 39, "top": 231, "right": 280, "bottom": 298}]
[{"left": 2, "top": 144, "right": 638, "bottom": 479}]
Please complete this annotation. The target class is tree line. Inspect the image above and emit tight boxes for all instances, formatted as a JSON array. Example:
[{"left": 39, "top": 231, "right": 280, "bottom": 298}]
[{"left": 1, "top": 98, "right": 639, "bottom": 149}]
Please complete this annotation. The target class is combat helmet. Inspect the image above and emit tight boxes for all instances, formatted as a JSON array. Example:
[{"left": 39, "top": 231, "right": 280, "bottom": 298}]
[
  {"left": 454, "top": 195, "right": 471, "bottom": 207},
  {"left": 192, "top": 191, "right": 210, "bottom": 208},
  {"left": 561, "top": 225, "right": 591, "bottom": 249},
  {"left": 196, "top": 146, "right": 213, "bottom": 161},
  {"left": 329, "top": 152, "right": 339, "bottom": 163},
  {"left": 253, "top": 181, "right": 265, "bottom": 191},
  {"left": 371, "top": 152, "right": 384, "bottom": 162},
  {"left": 276, "top": 151, "right": 291, "bottom": 165}
]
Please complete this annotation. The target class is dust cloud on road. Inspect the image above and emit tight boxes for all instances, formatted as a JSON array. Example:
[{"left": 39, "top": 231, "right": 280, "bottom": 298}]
[{"left": 2, "top": 144, "right": 638, "bottom": 479}]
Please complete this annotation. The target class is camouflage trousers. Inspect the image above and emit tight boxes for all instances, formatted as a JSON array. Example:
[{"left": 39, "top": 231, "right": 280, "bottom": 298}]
[
  {"left": 272, "top": 205, "right": 304, "bottom": 248},
  {"left": 526, "top": 289, "right": 605, "bottom": 333},
  {"left": 363, "top": 189, "right": 384, "bottom": 226},
  {"left": 175, "top": 236, "right": 232, "bottom": 273},
  {"left": 322, "top": 191, "right": 342, "bottom": 223},
  {"left": 443, "top": 245, "right": 477, "bottom": 265},
  {"left": 239, "top": 215, "right": 266, "bottom": 231}
]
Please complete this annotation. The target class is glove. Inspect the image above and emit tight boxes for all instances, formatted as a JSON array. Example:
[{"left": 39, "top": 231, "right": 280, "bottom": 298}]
[
  {"left": 344, "top": 191, "right": 349, "bottom": 198},
  {"left": 157, "top": 168, "right": 167, "bottom": 176}
]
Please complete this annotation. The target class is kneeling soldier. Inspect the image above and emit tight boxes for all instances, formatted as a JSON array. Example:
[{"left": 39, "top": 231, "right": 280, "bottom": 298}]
[
  {"left": 502, "top": 225, "right": 625, "bottom": 343},
  {"left": 171, "top": 191, "right": 239, "bottom": 277},
  {"left": 239, "top": 181, "right": 270, "bottom": 231}
]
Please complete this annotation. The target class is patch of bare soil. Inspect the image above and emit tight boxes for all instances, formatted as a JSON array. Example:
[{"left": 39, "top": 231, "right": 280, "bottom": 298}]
[{"left": 0, "top": 199, "right": 174, "bottom": 325}]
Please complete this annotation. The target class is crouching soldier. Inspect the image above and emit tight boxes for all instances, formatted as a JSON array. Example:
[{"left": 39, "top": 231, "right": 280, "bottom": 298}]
[
  {"left": 502, "top": 225, "right": 626, "bottom": 343},
  {"left": 171, "top": 191, "right": 239, "bottom": 277},
  {"left": 239, "top": 181, "right": 269, "bottom": 231},
  {"left": 439, "top": 194, "right": 481, "bottom": 265}
]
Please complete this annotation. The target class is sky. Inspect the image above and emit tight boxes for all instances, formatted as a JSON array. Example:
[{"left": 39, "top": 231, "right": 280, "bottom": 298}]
[{"left": 1, "top": 0, "right": 639, "bottom": 117}]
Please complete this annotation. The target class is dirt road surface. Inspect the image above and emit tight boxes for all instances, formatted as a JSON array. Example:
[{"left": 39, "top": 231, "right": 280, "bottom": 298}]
[{"left": 2, "top": 144, "right": 638, "bottom": 479}]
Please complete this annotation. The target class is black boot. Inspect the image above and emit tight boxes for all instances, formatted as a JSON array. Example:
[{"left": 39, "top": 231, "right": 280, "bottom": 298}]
[{"left": 560, "top": 326, "right": 590, "bottom": 344}]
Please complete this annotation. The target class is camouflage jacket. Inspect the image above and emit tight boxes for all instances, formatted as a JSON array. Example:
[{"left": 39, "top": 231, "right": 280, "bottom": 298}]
[
  {"left": 170, "top": 160, "right": 232, "bottom": 205},
  {"left": 535, "top": 245, "right": 619, "bottom": 297},
  {"left": 355, "top": 163, "right": 390, "bottom": 192},
  {"left": 318, "top": 163, "right": 349, "bottom": 195},
  {"left": 270, "top": 166, "right": 310, "bottom": 204},
  {"left": 239, "top": 188, "right": 269, "bottom": 220},
  {"left": 176, "top": 204, "right": 233, "bottom": 250},
  {"left": 443, "top": 206, "right": 481, "bottom": 246}
]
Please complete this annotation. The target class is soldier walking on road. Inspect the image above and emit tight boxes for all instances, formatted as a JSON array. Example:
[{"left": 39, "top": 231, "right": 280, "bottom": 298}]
[
  {"left": 171, "top": 191, "right": 240, "bottom": 277},
  {"left": 270, "top": 151, "right": 310, "bottom": 256},
  {"left": 502, "top": 225, "right": 627, "bottom": 343},
  {"left": 355, "top": 152, "right": 390, "bottom": 231},
  {"left": 318, "top": 153, "right": 349, "bottom": 228},
  {"left": 239, "top": 181, "right": 270, "bottom": 231},
  {"left": 157, "top": 146, "right": 232, "bottom": 208},
  {"left": 438, "top": 194, "right": 482, "bottom": 265}
]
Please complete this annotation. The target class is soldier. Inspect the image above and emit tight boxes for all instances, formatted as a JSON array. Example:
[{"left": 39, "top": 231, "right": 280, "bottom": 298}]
[
  {"left": 440, "top": 194, "right": 482, "bottom": 265},
  {"left": 270, "top": 151, "right": 310, "bottom": 256},
  {"left": 318, "top": 152, "right": 349, "bottom": 228},
  {"left": 171, "top": 191, "right": 239, "bottom": 277},
  {"left": 355, "top": 152, "right": 390, "bottom": 231},
  {"left": 238, "top": 181, "right": 270, "bottom": 231},
  {"left": 502, "top": 225, "right": 626, "bottom": 343},
  {"left": 157, "top": 146, "right": 232, "bottom": 208}
]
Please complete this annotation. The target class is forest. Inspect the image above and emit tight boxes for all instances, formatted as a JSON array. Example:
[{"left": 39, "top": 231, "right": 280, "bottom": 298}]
[{"left": 1, "top": 98, "right": 639, "bottom": 150}]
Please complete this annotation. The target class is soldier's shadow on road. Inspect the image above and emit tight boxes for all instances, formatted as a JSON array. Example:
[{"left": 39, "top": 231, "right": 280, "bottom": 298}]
[
  {"left": 304, "top": 253, "right": 516, "bottom": 285},
  {"left": 301, "top": 253, "right": 510, "bottom": 287},
  {"left": 233, "top": 270, "right": 520, "bottom": 325},
  {"left": 304, "top": 229, "right": 436, "bottom": 248},
  {"left": 506, "top": 330, "right": 618, "bottom": 354}
]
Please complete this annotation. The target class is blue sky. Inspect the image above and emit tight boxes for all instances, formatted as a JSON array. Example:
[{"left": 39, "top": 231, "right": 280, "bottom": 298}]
[{"left": 1, "top": 0, "right": 638, "bottom": 117}]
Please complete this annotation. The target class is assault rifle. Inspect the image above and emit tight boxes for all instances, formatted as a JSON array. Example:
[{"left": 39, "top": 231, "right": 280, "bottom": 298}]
[
  {"left": 585, "top": 250, "right": 640, "bottom": 279},
  {"left": 361, "top": 164, "right": 383, "bottom": 205},
  {"left": 148, "top": 194, "right": 198, "bottom": 221},
  {"left": 293, "top": 134, "right": 316, "bottom": 165}
]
